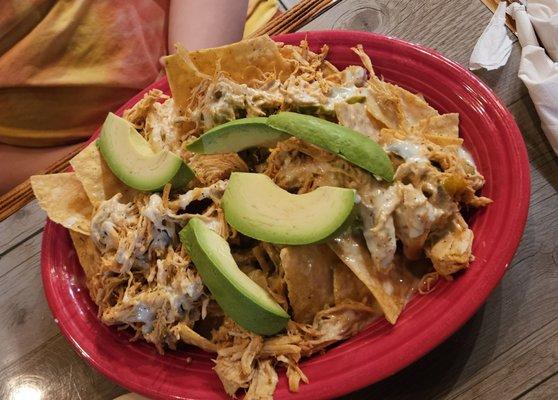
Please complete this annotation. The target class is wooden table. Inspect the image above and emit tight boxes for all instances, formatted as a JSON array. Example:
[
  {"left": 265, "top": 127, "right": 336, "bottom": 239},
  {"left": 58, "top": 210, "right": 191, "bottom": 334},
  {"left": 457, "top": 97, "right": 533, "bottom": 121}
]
[{"left": 1, "top": 1, "right": 557, "bottom": 399}]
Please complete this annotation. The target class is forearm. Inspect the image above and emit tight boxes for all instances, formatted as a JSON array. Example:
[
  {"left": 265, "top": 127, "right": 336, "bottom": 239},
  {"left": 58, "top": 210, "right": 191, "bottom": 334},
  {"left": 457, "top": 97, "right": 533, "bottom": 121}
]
[{"left": 168, "top": 0, "right": 249, "bottom": 52}]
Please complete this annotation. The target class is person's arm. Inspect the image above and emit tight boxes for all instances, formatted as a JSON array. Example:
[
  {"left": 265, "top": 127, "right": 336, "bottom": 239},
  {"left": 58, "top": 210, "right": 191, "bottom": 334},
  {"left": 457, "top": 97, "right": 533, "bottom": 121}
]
[{"left": 168, "top": 0, "right": 249, "bottom": 53}]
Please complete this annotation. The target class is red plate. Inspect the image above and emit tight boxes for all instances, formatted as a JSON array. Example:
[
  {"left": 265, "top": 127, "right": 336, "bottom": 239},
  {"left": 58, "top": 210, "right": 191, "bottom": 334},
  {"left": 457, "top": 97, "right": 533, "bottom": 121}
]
[{"left": 41, "top": 31, "right": 530, "bottom": 399}]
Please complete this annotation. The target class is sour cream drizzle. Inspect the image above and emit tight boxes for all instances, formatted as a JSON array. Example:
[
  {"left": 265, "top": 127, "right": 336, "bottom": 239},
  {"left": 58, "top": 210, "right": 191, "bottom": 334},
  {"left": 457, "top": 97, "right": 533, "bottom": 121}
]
[
  {"left": 386, "top": 140, "right": 428, "bottom": 163},
  {"left": 458, "top": 147, "right": 476, "bottom": 168}
]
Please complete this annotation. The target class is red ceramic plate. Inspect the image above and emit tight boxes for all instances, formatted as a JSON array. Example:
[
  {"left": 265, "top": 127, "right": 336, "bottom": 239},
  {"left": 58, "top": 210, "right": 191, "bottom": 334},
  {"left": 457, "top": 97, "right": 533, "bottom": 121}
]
[{"left": 41, "top": 31, "right": 530, "bottom": 399}]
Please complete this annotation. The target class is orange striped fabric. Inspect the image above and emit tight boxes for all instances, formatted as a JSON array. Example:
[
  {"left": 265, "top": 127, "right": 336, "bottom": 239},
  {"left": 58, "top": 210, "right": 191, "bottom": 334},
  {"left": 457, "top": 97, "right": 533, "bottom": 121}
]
[{"left": 0, "top": 0, "right": 168, "bottom": 147}]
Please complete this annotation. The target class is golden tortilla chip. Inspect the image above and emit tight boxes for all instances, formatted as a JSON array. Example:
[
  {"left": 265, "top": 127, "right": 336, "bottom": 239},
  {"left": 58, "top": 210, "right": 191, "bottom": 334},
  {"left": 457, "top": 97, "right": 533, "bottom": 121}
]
[
  {"left": 69, "top": 230, "right": 101, "bottom": 281},
  {"left": 333, "top": 262, "right": 376, "bottom": 307},
  {"left": 69, "top": 230, "right": 104, "bottom": 303},
  {"left": 414, "top": 113, "right": 460, "bottom": 138},
  {"left": 280, "top": 244, "right": 335, "bottom": 324},
  {"left": 388, "top": 84, "right": 439, "bottom": 128},
  {"left": 334, "top": 102, "right": 382, "bottom": 140},
  {"left": 377, "top": 128, "right": 408, "bottom": 146},
  {"left": 163, "top": 46, "right": 208, "bottom": 111},
  {"left": 31, "top": 172, "right": 92, "bottom": 235},
  {"left": 366, "top": 79, "right": 439, "bottom": 133},
  {"left": 70, "top": 141, "right": 137, "bottom": 206},
  {"left": 328, "top": 232, "right": 416, "bottom": 324},
  {"left": 423, "top": 133, "right": 463, "bottom": 147},
  {"left": 365, "top": 80, "right": 404, "bottom": 129},
  {"left": 188, "top": 35, "right": 293, "bottom": 83}
]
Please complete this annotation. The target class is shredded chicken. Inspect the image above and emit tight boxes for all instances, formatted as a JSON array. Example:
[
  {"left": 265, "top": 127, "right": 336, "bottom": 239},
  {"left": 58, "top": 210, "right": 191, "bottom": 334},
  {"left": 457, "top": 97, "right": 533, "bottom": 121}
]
[
  {"left": 212, "top": 301, "right": 376, "bottom": 398},
  {"left": 88, "top": 182, "right": 229, "bottom": 351},
  {"left": 188, "top": 75, "right": 284, "bottom": 133},
  {"left": 123, "top": 89, "right": 167, "bottom": 129},
  {"left": 144, "top": 98, "right": 185, "bottom": 153},
  {"left": 425, "top": 214, "right": 474, "bottom": 276},
  {"left": 188, "top": 153, "right": 248, "bottom": 186}
]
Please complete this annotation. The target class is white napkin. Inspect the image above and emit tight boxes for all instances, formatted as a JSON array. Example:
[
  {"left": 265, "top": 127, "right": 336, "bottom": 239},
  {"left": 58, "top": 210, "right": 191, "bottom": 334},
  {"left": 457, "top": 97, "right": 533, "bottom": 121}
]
[
  {"left": 469, "top": 1, "right": 513, "bottom": 70},
  {"left": 508, "top": 2, "right": 558, "bottom": 155},
  {"left": 527, "top": 0, "right": 558, "bottom": 61}
]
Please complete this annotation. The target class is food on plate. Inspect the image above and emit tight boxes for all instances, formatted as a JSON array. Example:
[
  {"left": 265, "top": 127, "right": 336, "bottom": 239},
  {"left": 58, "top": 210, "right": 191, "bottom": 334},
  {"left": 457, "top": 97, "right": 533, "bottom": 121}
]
[
  {"left": 98, "top": 113, "right": 195, "bottom": 191},
  {"left": 180, "top": 218, "right": 290, "bottom": 335},
  {"left": 187, "top": 117, "right": 289, "bottom": 153},
  {"left": 192, "top": 112, "right": 394, "bottom": 181},
  {"left": 222, "top": 172, "right": 356, "bottom": 245},
  {"left": 31, "top": 35, "right": 491, "bottom": 399},
  {"left": 267, "top": 112, "right": 394, "bottom": 181},
  {"left": 30, "top": 172, "right": 92, "bottom": 235}
]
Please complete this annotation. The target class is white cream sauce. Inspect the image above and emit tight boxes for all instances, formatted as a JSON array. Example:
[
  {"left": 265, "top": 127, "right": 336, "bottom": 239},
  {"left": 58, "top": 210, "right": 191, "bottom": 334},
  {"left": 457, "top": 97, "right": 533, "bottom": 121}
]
[
  {"left": 394, "top": 184, "right": 443, "bottom": 240},
  {"left": 323, "top": 66, "right": 368, "bottom": 110},
  {"left": 133, "top": 303, "right": 156, "bottom": 334},
  {"left": 90, "top": 194, "right": 135, "bottom": 253},
  {"left": 142, "top": 194, "right": 175, "bottom": 252},
  {"left": 178, "top": 180, "right": 228, "bottom": 209},
  {"left": 386, "top": 140, "right": 428, "bottom": 163},
  {"left": 458, "top": 147, "right": 476, "bottom": 168},
  {"left": 359, "top": 184, "right": 401, "bottom": 269}
]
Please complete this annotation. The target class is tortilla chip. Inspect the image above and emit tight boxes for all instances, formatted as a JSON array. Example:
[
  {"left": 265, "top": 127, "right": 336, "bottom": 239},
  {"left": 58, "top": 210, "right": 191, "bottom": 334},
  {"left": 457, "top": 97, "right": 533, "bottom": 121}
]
[
  {"left": 31, "top": 172, "right": 92, "bottom": 235},
  {"left": 69, "top": 230, "right": 101, "bottom": 281},
  {"left": 70, "top": 141, "right": 137, "bottom": 206},
  {"left": 423, "top": 133, "right": 463, "bottom": 147},
  {"left": 188, "top": 35, "right": 293, "bottom": 83},
  {"left": 333, "top": 262, "right": 376, "bottom": 307},
  {"left": 328, "top": 232, "right": 416, "bottom": 324},
  {"left": 388, "top": 84, "right": 439, "bottom": 128},
  {"left": 335, "top": 102, "right": 382, "bottom": 140},
  {"left": 365, "top": 81, "right": 404, "bottom": 129},
  {"left": 280, "top": 244, "right": 335, "bottom": 324},
  {"left": 376, "top": 128, "right": 409, "bottom": 147},
  {"left": 69, "top": 230, "right": 104, "bottom": 303},
  {"left": 163, "top": 46, "right": 208, "bottom": 111},
  {"left": 414, "top": 113, "right": 460, "bottom": 138}
]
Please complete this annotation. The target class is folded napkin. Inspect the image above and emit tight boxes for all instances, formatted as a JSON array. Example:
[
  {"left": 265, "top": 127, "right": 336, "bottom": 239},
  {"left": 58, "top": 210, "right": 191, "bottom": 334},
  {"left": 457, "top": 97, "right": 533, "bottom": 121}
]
[
  {"left": 527, "top": 0, "right": 558, "bottom": 61},
  {"left": 508, "top": 2, "right": 558, "bottom": 154},
  {"left": 469, "top": 1, "right": 513, "bottom": 70}
]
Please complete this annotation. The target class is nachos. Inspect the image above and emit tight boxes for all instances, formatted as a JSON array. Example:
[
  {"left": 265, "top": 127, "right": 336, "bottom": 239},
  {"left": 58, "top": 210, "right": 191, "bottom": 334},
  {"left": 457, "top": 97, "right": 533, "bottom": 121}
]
[{"left": 32, "top": 36, "right": 490, "bottom": 399}]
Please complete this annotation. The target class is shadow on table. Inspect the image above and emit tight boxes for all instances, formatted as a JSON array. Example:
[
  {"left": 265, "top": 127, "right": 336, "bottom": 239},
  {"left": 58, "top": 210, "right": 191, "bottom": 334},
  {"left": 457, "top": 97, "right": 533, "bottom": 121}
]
[{"left": 342, "top": 285, "right": 503, "bottom": 400}]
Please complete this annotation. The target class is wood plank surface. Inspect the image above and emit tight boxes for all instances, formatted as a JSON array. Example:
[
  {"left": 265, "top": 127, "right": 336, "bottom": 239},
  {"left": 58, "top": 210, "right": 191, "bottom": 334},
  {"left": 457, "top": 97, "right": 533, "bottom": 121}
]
[
  {"left": 0, "top": 202, "right": 45, "bottom": 255},
  {"left": 1, "top": 1, "right": 557, "bottom": 399},
  {"left": 0, "top": 234, "right": 60, "bottom": 370},
  {"left": 519, "top": 372, "right": 558, "bottom": 400}
]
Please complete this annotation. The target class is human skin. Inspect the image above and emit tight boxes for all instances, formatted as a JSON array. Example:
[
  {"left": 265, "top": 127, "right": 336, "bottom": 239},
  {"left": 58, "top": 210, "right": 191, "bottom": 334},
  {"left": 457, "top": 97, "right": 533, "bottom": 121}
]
[{"left": 168, "top": 0, "right": 249, "bottom": 52}]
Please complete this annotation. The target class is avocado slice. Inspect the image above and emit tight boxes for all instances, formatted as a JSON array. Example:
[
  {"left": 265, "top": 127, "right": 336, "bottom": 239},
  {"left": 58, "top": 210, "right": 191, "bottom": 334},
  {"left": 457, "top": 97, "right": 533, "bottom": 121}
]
[
  {"left": 222, "top": 172, "right": 356, "bottom": 245},
  {"left": 98, "top": 113, "right": 194, "bottom": 191},
  {"left": 180, "top": 218, "right": 290, "bottom": 335},
  {"left": 267, "top": 112, "right": 394, "bottom": 182},
  {"left": 186, "top": 117, "right": 289, "bottom": 154}
]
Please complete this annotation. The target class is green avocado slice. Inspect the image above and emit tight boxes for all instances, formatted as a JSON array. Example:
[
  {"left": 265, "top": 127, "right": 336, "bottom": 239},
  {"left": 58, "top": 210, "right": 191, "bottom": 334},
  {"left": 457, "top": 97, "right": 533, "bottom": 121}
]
[
  {"left": 222, "top": 172, "right": 356, "bottom": 245},
  {"left": 180, "top": 218, "right": 290, "bottom": 335},
  {"left": 267, "top": 112, "right": 394, "bottom": 181},
  {"left": 98, "top": 113, "right": 194, "bottom": 191},
  {"left": 187, "top": 117, "right": 290, "bottom": 154}
]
